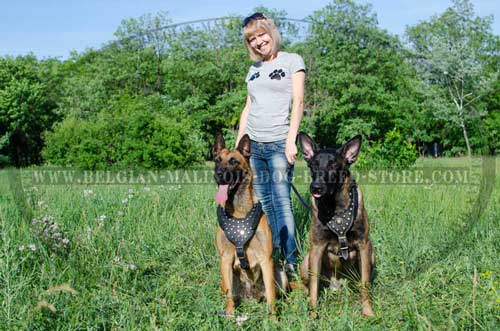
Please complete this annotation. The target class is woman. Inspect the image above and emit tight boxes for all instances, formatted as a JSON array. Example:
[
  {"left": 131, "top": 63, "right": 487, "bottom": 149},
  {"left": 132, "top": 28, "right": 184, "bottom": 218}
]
[{"left": 236, "top": 13, "right": 305, "bottom": 274}]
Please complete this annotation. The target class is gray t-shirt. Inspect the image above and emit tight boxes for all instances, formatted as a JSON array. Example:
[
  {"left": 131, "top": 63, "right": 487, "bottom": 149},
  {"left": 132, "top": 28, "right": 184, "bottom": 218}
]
[{"left": 245, "top": 51, "right": 305, "bottom": 142}]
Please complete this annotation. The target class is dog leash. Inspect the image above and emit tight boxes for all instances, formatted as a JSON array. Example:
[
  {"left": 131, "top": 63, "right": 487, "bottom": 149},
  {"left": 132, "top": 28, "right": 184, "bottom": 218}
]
[{"left": 290, "top": 183, "right": 312, "bottom": 210}]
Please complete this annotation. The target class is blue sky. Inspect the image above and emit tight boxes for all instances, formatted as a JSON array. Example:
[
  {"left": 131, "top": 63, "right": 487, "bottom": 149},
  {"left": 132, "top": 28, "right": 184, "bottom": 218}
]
[{"left": 1, "top": 0, "right": 499, "bottom": 59}]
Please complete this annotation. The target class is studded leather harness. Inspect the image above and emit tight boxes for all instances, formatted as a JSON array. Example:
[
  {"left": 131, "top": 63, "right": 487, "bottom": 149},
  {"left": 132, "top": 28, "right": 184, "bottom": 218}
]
[
  {"left": 319, "top": 183, "right": 359, "bottom": 261},
  {"left": 217, "top": 202, "right": 263, "bottom": 269}
]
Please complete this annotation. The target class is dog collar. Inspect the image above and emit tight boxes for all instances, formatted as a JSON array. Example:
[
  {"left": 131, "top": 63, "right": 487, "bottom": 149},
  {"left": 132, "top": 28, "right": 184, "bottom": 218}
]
[
  {"left": 217, "top": 202, "right": 263, "bottom": 269},
  {"left": 321, "top": 183, "right": 358, "bottom": 260}
]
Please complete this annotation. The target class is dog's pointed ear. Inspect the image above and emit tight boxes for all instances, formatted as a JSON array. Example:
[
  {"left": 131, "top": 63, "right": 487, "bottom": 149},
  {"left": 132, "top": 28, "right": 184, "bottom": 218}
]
[
  {"left": 298, "top": 132, "right": 317, "bottom": 162},
  {"left": 237, "top": 134, "right": 251, "bottom": 159},
  {"left": 341, "top": 135, "right": 362, "bottom": 165},
  {"left": 213, "top": 133, "right": 226, "bottom": 156}
]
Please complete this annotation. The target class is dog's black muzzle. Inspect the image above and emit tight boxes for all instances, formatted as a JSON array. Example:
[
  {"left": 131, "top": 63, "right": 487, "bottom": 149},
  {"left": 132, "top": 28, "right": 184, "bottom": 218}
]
[
  {"left": 310, "top": 171, "right": 343, "bottom": 198},
  {"left": 214, "top": 168, "right": 243, "bottom": 187},
  {"left": 310, "top": 181, "right": 328, "bottom": 196}
]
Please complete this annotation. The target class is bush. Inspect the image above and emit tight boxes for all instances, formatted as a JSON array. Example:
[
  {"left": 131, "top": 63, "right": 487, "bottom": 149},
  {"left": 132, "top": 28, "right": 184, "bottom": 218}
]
[
  {"left": 485, "top": 111, "right": 500, "bottom": 154},
  {"left": 357, "top": 129, "right": 418, "bottom": 169},
  {"left": 42, "top": 96, "right": 206, "bottom": 170},
  {"left": 0, "top": 154, "right": 10, "bottom": 168}
]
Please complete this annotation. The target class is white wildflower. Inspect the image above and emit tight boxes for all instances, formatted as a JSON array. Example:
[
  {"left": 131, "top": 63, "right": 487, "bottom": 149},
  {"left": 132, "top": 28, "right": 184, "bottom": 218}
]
[
  {"left": 128, "top": 263, "right": 137, "bottom": 271},
  {"left": 18, "top": 245, "right": 25, "bottom": 252},
  {"left": 98, "top": 215, "right": 106, "bottom": 222},
  {"left": 28, "top": 244, "right": 37, "bottom": 251},
  {"left": 236, "top": 315, "right": 249, "bottom": 325},
  {"left": 83, "top": 189, "right": 94, "bottom": 198}
]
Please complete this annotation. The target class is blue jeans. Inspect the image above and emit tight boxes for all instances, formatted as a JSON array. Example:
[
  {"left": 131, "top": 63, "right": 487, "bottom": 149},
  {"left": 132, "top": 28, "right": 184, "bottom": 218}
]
[{"left": 250, "top": 139, "right": 296, "bottom": 266}]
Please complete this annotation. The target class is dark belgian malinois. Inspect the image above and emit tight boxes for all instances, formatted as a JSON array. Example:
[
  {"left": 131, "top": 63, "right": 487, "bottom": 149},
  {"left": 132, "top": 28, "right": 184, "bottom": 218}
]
[
  {"left": 213, "top": 133, "right": 277, "bottom": 316},
  {"left": 298, "top": 132, "right": 375, "bottom": 317}
]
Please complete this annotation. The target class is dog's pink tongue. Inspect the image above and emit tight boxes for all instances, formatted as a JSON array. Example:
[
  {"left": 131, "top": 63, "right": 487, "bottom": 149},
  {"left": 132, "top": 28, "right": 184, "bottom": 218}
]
[{"left": 215, "top": 185, "right": 229, "bottom": 205}]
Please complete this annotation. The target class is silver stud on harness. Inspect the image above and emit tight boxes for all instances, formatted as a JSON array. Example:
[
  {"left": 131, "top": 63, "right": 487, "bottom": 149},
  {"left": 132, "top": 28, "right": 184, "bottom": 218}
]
[{"left": 322, "top": 183, "right": 358, "bottom": 260}]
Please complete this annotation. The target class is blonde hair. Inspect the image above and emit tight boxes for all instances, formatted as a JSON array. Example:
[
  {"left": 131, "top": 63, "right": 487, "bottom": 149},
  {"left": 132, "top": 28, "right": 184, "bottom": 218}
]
[{"left": 243, "top": 17, "right": 281, "bottom": 62}]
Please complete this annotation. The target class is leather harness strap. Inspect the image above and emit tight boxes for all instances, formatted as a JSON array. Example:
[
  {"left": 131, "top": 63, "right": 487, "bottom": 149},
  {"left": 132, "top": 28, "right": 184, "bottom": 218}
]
[
  {"left": 322, "top": 183, "right": 359, "bottom": 260},
  {"left": 217, "top": 202, "right": 263, "bottom": 269}
]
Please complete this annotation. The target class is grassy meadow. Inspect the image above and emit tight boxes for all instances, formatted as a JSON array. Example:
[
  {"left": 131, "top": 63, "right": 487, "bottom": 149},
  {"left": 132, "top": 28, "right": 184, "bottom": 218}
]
[{"left": 0, "top": 158, "right": 499, "bottom": 330}]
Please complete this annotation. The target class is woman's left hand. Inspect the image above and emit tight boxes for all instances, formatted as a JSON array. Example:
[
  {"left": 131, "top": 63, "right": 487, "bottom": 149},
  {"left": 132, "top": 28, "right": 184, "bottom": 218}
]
[{"left": 285, "top": 139, "right": 298, "bottom": 165}]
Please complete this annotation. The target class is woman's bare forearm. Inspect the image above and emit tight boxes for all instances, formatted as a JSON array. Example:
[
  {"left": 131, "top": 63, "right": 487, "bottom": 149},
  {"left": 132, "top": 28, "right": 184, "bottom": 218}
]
[
  {"left": 287, "top": 71, "right": 305, "bottom": 144},
  {"left": 236, "top": 95, "right": 252, "bottom": 146}
]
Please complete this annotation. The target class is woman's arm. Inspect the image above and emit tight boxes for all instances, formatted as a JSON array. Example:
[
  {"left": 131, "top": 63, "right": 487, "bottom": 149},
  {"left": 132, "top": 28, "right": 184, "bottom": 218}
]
[
  {"left": 235, "top": 95, "right": 252, "bottom": 147},
  {"left": 285, "top": 70, "right": 305, "bottom": 164}
]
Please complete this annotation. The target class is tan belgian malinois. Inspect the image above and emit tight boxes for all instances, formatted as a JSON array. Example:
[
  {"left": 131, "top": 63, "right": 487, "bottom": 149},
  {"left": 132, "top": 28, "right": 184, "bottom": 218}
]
[
  {"left": 298, "top": 132, "right": 375, "bottom": 317},
  {"left": 213, "top": 133, "right": 279, "bottom": 317}
]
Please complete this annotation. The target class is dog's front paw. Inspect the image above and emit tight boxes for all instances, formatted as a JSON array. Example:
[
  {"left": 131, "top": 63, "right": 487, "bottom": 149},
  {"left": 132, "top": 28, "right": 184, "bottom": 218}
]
[
  {"left": 235, "top": 315, "right": 249, "bottom": 325},
  {"left": 362, "top": 306, "right": 375, "bottom": 317},
  {"left": 329, "top": 278, "right": 344, "bottom": 291},
  {"left": 219, "top": 311, "right": 234, "bottom": 318}
]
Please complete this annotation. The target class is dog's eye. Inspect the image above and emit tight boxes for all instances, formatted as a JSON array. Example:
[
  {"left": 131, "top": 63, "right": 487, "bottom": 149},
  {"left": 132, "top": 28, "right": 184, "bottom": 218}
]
[
  {"left": 309, "top": 160, "right": 319, "bottom": 168},
  {"left": 229, "top": 158, "right": 240, "bottom": 165}
]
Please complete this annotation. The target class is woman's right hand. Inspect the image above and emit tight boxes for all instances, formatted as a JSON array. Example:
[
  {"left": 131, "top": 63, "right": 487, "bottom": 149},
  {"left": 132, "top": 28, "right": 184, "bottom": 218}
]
[{"left": 235, "top": 95, "right": 252, "bottom": 147}]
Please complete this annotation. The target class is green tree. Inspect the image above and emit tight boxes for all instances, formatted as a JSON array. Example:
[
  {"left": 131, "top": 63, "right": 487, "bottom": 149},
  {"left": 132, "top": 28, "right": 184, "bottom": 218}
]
[
  {"left": 406, "top": 0, "right": 499, "bottom": 157},
  {"left": 300, "top": 0, "right": 421, "bottom": 153},
  {"left": 0, "top": 55, "right": 61, "bottom": 166},
  {"left": 114, "top": 11, "right": 172, "bottom": 93},
  {"left": 484, "top": 77, "right": 500, "bottom": 154}
]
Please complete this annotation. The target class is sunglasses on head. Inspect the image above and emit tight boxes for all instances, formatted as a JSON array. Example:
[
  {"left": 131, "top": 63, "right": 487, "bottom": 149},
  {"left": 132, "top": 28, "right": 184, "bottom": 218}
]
[{"left": 242, "top": 12, "right": 266, "bottom": 27}]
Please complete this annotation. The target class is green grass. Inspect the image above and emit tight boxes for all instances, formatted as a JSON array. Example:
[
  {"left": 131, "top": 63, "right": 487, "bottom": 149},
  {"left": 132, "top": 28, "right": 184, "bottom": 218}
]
[{"left": 0, "top": 158, "right": 499, "bottom": 330}]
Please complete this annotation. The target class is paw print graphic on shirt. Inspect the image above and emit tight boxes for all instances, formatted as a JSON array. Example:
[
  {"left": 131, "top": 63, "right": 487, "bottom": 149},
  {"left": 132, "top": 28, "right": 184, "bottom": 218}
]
[
  {"left": 249, "top": 72, "right": 260, "bottom": 81},
  {"left": 269, "top": 69, "right": 285, "bottom": 80}
]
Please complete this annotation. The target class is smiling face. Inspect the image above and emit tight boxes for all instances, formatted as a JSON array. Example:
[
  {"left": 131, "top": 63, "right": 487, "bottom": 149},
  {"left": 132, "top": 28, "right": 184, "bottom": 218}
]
[
  {"left": 243, "top": 17, "right": 281, "bottom": 61},
  {"left": 213, "top": 134, "right": 252, "bottom": 205},
  {"left": 247, "top": 29, "right": 273, "bottom": 59}
]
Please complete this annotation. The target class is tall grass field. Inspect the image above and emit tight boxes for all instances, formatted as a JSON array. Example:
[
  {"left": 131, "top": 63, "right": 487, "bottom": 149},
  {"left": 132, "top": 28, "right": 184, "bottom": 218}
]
[{"left": 1, "top": 158, "right": 499, "bottom": 330}]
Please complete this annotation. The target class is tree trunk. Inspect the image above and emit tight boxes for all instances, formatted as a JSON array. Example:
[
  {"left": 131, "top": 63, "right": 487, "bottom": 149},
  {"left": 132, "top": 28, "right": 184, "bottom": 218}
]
[
  {"left": 461, "top": 122, "right": 472, "bottom": 159},
  {"left": 155, "top": 56, "right": 162, "bottom": 93}
]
